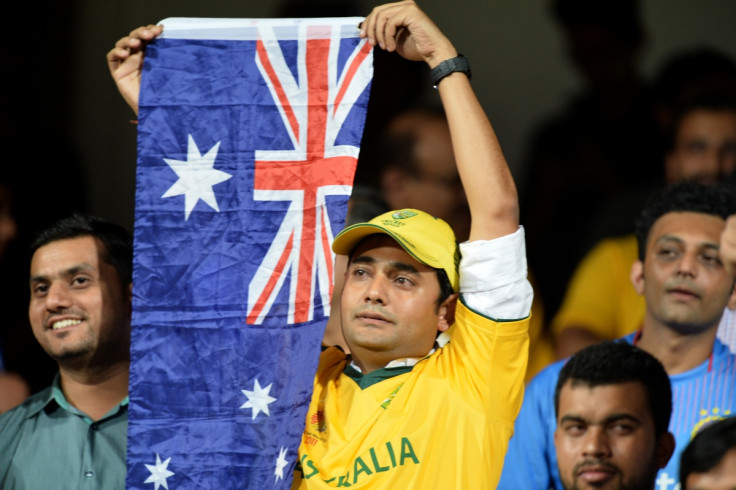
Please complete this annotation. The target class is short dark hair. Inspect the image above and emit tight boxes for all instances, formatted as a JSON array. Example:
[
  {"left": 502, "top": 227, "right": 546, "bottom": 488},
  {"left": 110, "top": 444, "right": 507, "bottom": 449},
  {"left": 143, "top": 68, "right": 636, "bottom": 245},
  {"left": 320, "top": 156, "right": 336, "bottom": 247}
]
[
  {"left": 680, "top": 416, "right": 736, "bottom": 488},
  {"left": 554, "top": 341, "right": 672, "bottom": 438},
  {"left": 30, "top": 213, "right": 133, "bottom": 288},
  {"left": 635, "top": 180, "right": 736, "bottom": 261},
  {"left": 434, "top": 268, "right": 455, "bottom": 310}
]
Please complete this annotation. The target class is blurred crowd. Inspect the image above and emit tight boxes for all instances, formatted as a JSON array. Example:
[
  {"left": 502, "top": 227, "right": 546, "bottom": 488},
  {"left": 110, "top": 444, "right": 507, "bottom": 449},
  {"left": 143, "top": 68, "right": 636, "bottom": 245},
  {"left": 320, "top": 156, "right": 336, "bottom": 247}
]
[{"left": 2, "top": 0, "right": 736, "bottom": 407}]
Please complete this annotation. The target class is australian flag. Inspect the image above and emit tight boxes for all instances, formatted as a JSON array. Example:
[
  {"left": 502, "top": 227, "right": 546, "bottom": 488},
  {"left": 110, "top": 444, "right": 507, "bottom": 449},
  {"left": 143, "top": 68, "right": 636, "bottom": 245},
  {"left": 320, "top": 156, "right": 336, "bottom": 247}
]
[{"left": 127, "top": 17, "right": 373, "bottom": 489}]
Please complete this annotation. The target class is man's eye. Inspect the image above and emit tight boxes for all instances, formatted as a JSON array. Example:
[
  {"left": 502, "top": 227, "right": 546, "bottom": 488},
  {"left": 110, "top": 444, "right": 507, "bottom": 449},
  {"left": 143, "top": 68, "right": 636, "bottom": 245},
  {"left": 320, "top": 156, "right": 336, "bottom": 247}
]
[
  {"left": 32, "top": 284, "right": 48, "bottom": 295},
  {"left": 72, "top": 276, "right": 90, "bottom": 286},
  {"left": 685, "top": 141, "right": 706, "bottom": 154},
  {"left": 657, "top": 248, "right": 678, "bottom": 259},
  {"left": 395, "top": 277, "right": 413, "bottom": 286},
  {"left": 610, "top": 423, "right": 634, "bottom": 435},
  {"left": 701, "top": 253, "right": 722, "bottom": 266},
  {"left": 721, "top": 143, "right": 736, "bottom": 157},
  {"left": 564, "top": 424, "right": 585, "bottom": 436}
]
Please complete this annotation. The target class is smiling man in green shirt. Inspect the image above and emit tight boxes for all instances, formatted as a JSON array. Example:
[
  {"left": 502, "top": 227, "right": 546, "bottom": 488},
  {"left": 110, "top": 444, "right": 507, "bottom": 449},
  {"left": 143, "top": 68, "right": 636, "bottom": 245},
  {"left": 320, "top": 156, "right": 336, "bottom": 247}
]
[{"left": 0, "top": 214, "right": 132, "bottom": 489}]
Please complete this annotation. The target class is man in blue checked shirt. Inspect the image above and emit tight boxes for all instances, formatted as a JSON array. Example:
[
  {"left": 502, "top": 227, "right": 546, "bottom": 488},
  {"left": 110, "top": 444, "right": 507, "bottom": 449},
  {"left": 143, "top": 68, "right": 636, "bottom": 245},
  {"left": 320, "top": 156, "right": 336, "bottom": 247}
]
[
  {"left": 0, "top": 214, "right": 132, "bottom": 489},
  {"left": 499, "top": 181, "right": 736, "bottom": 490}
]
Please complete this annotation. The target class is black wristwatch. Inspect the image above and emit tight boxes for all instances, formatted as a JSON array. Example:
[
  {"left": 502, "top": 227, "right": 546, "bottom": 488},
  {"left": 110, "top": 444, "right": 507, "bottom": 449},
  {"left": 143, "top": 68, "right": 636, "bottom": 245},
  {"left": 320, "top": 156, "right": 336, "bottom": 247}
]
[{"left": 430, "top": 55, "right": 471, "bottom": 88}]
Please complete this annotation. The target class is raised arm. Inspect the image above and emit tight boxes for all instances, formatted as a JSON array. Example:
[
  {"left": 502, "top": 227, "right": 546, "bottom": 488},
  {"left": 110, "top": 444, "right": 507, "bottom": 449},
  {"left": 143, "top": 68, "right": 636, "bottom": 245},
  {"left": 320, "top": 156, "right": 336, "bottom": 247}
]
[
  {"left": 106, "top": 24, "right": 163, "bottom": 116},
  {"left": 360, "top": 1, "right": 519, "bottom": 241}
]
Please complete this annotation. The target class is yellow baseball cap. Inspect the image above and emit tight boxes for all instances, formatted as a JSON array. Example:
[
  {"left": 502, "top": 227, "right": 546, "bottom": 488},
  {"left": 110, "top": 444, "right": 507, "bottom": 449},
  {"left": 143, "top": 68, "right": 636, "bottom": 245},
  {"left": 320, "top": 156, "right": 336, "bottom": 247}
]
[{"left": 332, "top": 209, "right": 460, "bottom": 292}]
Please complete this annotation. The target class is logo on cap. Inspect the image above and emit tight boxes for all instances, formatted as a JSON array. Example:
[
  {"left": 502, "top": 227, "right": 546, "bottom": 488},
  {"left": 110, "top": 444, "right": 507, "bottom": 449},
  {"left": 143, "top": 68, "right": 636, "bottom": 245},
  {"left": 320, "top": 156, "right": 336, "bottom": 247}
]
[{"left": 391, "top": 210, "right": 418, "bottom": 220}]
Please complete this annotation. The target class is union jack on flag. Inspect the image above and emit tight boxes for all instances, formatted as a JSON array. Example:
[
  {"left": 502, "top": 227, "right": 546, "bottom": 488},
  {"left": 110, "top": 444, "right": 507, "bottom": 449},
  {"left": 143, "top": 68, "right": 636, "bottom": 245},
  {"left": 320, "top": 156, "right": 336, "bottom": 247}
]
[{"left": 127, "top": 17, "right": 372, "bottom": 489}]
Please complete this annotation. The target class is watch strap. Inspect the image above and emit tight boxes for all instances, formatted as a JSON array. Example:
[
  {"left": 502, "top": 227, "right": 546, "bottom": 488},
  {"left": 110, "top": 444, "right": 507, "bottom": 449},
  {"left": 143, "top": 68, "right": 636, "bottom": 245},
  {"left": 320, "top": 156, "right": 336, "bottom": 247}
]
[{"left": 430, "top": 55, "right": 471, "bottom": 88}]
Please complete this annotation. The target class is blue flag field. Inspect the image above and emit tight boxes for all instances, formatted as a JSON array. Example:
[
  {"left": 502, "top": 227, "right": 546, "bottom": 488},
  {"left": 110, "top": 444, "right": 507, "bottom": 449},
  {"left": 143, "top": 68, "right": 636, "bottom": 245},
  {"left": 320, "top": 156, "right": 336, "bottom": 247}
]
[{"left": 127, "top": 17, "right": 373, "bottom": 489}]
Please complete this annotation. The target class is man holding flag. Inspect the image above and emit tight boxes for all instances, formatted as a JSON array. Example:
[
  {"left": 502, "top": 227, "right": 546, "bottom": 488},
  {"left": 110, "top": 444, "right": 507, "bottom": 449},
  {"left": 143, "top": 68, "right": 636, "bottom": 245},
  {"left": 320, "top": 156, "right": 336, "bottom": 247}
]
[{"left": 109, "top": 1, "right": 531, "bottom": 488}]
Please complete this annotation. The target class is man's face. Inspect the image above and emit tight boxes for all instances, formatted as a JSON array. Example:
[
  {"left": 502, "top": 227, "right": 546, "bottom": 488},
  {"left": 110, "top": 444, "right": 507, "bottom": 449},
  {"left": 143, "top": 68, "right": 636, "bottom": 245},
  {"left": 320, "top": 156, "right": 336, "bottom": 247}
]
[
  {"left": 666, "top": 109, "right": 736, "bottom": 185},
  {"left": 382, "top": 114, "right": 470, "bottom": 241},
  {"left": 555, "top": 381, "right": 669, "bottom": 490},
  {"left": 29, "top": 236, "right": 131, "bottom": 366},
  {"left": 340, "top": 235, "right": 454, "bottom": 373},
  {"left": 685, "top": 447, "right": 736, "bottom": 490},
  {"left": 632, "top": 212, "right": 736, "bottom": 335}
]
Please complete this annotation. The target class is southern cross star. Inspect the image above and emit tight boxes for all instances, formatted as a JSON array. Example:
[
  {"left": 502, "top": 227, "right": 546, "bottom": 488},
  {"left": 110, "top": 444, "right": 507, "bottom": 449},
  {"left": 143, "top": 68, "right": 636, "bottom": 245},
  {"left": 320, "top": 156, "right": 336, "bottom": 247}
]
[
  {"left": 144, "top": 453, "right": 175, "bottom": 490},
  {"left": 240, "top": 378, "right": 277, "bottom": 420},
  {"left": 162, "top": 134, "right": 232, "bottom": 220},
  {"left": 274, "top": 447, "right": 290, "bottom": 482}
]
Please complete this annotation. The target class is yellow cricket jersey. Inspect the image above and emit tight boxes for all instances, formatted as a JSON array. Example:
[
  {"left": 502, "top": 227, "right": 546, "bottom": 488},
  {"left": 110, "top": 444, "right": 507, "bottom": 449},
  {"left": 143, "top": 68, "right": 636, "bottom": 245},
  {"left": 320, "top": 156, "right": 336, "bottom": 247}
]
[
  {"left": 551, "top": 234, "right": 644, "bottom": 340},
  {"left": 292, "top": 299, "right": 530, "bottom": 489}
]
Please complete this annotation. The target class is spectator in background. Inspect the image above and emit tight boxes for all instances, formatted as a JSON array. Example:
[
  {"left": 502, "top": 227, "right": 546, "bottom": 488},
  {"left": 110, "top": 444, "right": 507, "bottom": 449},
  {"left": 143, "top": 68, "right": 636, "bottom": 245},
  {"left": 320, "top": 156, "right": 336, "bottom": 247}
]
[
  {"left": 0, "top": 180, "right": 29, "bottom": 413},
  {"left": 554, "top": 342, "right": 674, "bottom": 490},
  {"left": 521, "top": 0, "right": 661, "bottom": 327},
  {"left": 652, "top": 47, "right": 736, "bottom": 149},
  {"left": 679, "top": 417, "right": 736, "bottom": 490},
  {"left": 0, "top": 214, "right": 132, "bottom": 488},
  {"left": 499, "top": 181, "right": 736, "bottom": 490},
  {"left": 372, "top": 106, "right": 470, "bottom": 241},
  {"left": 552, "top": 96, "right": 736, "bottom": 359}
]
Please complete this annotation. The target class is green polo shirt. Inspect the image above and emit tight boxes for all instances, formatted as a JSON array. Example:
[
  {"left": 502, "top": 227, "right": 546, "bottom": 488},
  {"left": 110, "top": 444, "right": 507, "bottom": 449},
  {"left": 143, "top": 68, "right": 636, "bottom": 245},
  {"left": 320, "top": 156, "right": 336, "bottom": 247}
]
[{"left": 0, "top": 374, "right": 128, "bottom": 489}]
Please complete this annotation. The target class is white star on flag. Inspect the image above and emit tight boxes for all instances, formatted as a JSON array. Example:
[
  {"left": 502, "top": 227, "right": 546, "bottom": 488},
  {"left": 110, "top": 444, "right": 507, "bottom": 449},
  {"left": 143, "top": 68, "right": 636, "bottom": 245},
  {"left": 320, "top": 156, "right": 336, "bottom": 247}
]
[
  {"left": 162, "top": 134, "right": 232, "bottom": 220},
  {"left": 274, "top": 447, "right": 290, "bottom": 482},
  {"left": 144, "top": 453, "right": 175, "bottom": 490},
  {"left": 240, "top": 378, "right": 277, "bottom": 420}
]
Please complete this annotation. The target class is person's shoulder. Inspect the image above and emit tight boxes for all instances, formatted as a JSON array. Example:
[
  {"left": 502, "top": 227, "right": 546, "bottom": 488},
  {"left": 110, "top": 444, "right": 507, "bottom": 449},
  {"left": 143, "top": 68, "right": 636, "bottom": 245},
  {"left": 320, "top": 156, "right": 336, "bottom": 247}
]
[
  {"left": 0, "top": 387, "right": 51, "bottom": 441},
  {"left": 525, "top": 357, "right": 566, "bottom": 397},
  {"left": 712, "top": 338, "right": 736, "bottom": 365},
  {"left": 0, "top": 387, "right": 51, "bottom": 422}
]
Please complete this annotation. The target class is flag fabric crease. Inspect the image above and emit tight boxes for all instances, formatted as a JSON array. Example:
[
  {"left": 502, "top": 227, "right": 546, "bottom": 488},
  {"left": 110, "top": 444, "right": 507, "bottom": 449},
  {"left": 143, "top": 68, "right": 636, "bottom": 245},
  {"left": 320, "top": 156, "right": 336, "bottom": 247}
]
[{"left": 127, "top": 17, "right": 373, "bottom": 489}]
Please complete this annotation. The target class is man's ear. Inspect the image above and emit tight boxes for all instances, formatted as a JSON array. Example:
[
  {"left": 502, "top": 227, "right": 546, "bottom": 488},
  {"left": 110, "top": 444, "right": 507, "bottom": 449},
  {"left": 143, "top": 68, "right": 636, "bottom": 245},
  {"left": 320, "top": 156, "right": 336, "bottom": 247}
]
[
  {"left": 630, "top": 260, "right": 645, "bottom": 295},
  {"left": 437, "top": 293, "right": 459, "bottom": 332},
  {"left": 655, "top": 432, "right": 676, "bottom": 469},
  {"left": 727, "top": 281, "right": 736, "bottom": 310}
]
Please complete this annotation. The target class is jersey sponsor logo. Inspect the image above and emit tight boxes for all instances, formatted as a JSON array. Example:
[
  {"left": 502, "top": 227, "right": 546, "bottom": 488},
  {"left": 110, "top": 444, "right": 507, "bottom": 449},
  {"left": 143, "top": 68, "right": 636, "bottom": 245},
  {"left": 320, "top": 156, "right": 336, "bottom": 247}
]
[{"left": 296, "top": 436, "right": 420, "bottom": 486}]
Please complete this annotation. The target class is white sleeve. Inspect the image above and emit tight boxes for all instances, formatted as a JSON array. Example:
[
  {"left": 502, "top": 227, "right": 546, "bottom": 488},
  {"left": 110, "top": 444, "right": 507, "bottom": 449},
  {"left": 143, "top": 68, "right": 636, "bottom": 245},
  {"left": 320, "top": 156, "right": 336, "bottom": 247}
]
[{"left": 458, "top": 226, "right": 533, "bottom": 320}]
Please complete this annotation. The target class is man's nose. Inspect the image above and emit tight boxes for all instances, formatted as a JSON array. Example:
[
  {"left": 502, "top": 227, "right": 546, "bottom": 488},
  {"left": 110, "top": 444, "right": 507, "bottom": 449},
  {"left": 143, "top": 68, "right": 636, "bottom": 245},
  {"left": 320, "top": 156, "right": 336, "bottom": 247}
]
[
  {"left": 45, "top": 282, "right": 72, "bottom": 310},
  {"left": 675, "top": 251, "right": 699, "bottom": 278},
  {"left": 581, "top": 427, "right": 611, "bottom": 459},
  {"left": 365, "top": 276, "right": 387, "bottom": 304}
]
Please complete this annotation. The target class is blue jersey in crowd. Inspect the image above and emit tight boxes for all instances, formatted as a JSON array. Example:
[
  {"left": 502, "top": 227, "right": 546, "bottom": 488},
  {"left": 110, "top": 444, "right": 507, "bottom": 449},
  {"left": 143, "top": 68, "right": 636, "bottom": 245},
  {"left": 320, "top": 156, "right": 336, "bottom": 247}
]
[{"left": 498, "top": 333, "right": 736, "bottom": 490}]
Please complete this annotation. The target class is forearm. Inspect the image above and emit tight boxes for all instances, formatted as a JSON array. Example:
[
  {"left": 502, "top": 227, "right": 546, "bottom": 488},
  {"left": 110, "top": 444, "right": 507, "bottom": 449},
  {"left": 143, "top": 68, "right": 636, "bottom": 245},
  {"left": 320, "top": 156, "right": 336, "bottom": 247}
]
[{"left": 437, "top": 68, "right": 519, "bottom": 242}]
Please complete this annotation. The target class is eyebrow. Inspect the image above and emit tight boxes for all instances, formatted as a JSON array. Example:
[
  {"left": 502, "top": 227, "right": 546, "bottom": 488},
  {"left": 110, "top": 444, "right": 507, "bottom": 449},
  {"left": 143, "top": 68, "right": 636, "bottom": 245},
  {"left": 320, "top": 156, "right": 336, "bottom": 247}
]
[
  {"left": 30, "top": 264, "right": 95, "bottom": 284},
  {"left": 350, "top": 255, "right": 422, "bottom": 275},
  {"left": 559, "top": 413, "right": 641, "bottom": 425},
  {"left": 601, "top": 413, "right": 641, "bottom": 425},
  {"left": 656, "top": 235, "right": 719, "bottom": 250}
]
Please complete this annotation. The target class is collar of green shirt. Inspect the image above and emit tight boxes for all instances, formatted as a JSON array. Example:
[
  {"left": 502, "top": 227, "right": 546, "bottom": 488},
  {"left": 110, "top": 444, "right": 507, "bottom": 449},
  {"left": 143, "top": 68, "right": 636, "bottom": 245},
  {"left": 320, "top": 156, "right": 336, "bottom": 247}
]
[{"left": 25, "top": 373, "right": 129, "bottom": 425}]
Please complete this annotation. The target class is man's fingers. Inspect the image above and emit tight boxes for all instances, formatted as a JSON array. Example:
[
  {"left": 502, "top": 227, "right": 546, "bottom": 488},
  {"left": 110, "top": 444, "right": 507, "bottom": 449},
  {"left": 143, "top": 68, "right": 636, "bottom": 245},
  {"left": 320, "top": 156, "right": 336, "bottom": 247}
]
[
  {"left": 128, "top": 24, "right": 162, "bottom": 40},
  {"left": 382, "top": 12, "right": 401, "bottom": 52},
  {"left": 364, "top": 3, "right": 403, "bottom": 51}
]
